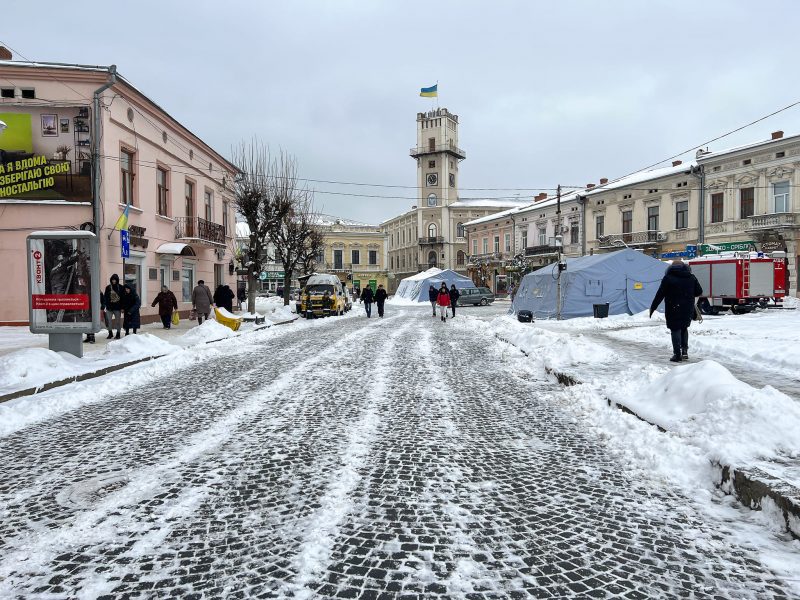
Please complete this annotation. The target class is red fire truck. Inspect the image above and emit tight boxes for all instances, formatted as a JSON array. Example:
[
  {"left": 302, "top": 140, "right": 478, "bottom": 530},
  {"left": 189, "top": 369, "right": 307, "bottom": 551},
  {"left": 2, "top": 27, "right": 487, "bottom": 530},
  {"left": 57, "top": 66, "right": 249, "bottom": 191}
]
[{"left": 689, "top": 252, "right": 787, "bottom": 315}]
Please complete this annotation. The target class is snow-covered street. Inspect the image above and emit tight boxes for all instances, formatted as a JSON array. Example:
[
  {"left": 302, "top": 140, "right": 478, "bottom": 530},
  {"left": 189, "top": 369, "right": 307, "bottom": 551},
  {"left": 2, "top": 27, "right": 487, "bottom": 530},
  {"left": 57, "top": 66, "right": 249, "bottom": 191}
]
[{"left": 0, "top": 305, "right": 798, "bottom": 598}]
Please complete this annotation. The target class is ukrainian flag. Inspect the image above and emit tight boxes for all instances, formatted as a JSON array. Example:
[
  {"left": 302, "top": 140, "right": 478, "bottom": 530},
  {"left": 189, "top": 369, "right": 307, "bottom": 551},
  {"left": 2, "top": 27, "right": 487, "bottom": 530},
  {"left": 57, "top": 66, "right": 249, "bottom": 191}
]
[
  {"left": 420, "top": 84, "right": 438, "bottom": 98},
  {"left": 113, "top": 204, "right": 130, "bottom": 232}
]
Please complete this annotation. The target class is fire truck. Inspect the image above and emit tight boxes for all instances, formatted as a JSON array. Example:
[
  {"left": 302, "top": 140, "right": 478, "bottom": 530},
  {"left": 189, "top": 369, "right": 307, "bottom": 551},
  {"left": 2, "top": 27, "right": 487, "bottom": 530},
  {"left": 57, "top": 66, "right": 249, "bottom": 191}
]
[{"left": 689, "top": 251, "right": 787, "bottom": 314}]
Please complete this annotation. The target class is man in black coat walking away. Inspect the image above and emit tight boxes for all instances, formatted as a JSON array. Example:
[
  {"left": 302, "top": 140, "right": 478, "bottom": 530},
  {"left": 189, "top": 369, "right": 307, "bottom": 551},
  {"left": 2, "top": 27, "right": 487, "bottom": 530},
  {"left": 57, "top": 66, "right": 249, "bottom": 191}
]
[
  {"left": 374, "top": 284, "right": 388, "bottom": 318},
  {"left": 649, "top": 262, "right": 703, "bottom": 362},
  {"left": 428, "top": 284, "right": 438, "bottom": 317},
  {"left": 448, "top": 284, "right": 460, "bottom": 318},
  {"left": 361, "top": 284, "right": 374, "bottom": 318}
]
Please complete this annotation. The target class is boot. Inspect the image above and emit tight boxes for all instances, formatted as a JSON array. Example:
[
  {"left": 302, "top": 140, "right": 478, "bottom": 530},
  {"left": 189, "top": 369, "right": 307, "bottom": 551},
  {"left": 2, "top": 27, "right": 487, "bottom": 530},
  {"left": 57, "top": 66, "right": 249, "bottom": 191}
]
[
  {"left": 681, "top": 350, "right": 688, "bottom": 360},
  {"left": 669, "top": 354, "right": 682, "bottom": 362},
  {"left": 107, "top": 331, "right": 113, "bottom": 339},
  {"left": 115, "top": 332, "right": 121, "bottom": 340}
]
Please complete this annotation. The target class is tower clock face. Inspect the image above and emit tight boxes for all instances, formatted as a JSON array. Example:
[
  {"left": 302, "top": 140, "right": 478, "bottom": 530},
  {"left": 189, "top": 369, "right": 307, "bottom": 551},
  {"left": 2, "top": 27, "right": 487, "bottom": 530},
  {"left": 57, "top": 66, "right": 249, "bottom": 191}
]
[{"left": 426, "top": 173, "right": 438, "bottom": 187}]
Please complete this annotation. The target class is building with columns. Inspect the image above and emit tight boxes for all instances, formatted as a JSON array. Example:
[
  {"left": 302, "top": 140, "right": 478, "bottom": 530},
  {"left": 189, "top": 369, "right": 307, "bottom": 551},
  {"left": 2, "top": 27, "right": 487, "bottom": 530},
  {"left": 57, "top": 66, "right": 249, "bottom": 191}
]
[{"left": 382, "top": 107, "right": 525, "bottom": 292}]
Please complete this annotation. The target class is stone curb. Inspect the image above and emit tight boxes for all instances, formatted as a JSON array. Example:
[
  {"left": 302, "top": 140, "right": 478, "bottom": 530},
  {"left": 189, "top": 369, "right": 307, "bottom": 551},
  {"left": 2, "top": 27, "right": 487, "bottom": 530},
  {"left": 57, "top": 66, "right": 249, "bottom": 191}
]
[
  {"left": 495, "top": 333, "right": 800, "bottom": 540},
  {"left": 0, "top": 317, "right": 299, "bottom": 405}
]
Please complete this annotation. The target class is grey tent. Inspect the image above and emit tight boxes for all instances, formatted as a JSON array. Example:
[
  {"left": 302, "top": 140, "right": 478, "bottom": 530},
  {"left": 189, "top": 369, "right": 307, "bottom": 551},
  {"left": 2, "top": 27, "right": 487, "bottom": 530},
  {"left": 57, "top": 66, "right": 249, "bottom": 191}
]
[
  {"left": 395, "top": 268, "right": 475, "bottom": 302},
  {"left": 513, "top": 249, "right": 668, "bottom": 319}
]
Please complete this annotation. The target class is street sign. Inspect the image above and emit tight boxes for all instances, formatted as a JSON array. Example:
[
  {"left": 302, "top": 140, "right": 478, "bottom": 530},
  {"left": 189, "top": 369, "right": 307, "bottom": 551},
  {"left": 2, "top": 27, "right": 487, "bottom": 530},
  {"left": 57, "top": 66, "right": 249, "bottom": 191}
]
[
  {"left": 120, "top": 230, "right": 130, "bottom": 259},
  {"left": 259, "top": 271, "right": 268, "bottom": 281},
  {"left": 699, "top": 241, "right": 756, "bottom": 255}
]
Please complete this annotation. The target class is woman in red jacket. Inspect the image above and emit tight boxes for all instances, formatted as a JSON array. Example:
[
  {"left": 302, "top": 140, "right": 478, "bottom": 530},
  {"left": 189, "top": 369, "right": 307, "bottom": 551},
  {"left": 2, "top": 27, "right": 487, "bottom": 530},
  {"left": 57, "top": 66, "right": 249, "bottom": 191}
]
[{"left": 436, "top": 283, "right": 451, "bottom": 322}]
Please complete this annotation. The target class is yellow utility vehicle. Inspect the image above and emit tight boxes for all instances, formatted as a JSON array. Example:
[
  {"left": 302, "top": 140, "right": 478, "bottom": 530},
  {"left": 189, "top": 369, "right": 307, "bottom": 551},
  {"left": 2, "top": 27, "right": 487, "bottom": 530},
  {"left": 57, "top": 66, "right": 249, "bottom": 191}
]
[{"left": 300, "top": 274, "right": 347, "bottom": 318}]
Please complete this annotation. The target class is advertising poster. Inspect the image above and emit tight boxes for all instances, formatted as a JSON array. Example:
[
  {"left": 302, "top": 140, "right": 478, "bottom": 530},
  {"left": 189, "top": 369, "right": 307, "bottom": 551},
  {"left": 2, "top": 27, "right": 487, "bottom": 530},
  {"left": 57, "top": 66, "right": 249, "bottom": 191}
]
[{"left": 28, "top": 233, "right": 98, "bottom": 333}]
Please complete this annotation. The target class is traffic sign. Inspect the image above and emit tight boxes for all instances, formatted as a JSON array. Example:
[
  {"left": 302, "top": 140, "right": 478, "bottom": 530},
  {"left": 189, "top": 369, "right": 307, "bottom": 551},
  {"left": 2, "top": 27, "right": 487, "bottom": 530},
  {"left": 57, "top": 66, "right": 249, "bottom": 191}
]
[{"left": 120, "top": 230, "right": 130, "bottom": 259}]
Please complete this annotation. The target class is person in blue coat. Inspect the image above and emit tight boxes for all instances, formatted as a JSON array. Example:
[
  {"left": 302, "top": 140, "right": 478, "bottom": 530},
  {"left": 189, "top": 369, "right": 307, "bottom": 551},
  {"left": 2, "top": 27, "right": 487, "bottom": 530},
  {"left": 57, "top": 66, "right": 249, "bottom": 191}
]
[
  {"left": 122, "top": 284, "right": 141, "bottom": 335},
  {"left": 649, "top": 262, "right": 703, "bottom": 362}
]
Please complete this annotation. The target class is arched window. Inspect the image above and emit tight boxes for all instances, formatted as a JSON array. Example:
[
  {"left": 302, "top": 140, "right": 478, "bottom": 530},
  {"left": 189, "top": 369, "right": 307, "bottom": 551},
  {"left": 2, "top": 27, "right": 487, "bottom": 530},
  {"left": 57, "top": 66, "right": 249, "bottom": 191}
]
[
  {"left": 456, "top": 222, "right": 465, "bottom": 238},
  {"left": 457, "top": 250, "right": 466, "bottom": 266},
  {"left": 428, "top": 223, "right": 437, "bottom": 238},
  {"left": 428, "top": 250, "right": 437, "bottom": 267},
  {"left": 427, "top": 193, "right": 437, "bottom": 207}
]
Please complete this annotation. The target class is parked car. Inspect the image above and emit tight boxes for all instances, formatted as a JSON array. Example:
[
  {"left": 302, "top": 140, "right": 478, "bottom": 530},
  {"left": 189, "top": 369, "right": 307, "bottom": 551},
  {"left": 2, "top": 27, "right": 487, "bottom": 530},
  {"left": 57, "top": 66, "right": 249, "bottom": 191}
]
[{"left": 457, "top": 287, "right": 495, "bottom": 306}]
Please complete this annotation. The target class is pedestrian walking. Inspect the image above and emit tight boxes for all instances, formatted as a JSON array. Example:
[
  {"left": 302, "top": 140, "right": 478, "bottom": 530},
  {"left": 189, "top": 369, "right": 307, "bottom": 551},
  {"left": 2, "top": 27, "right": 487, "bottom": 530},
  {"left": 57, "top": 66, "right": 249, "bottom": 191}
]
[
  {"left": 213, "top": 284, "right": 225, "bottom": 310},
  {"left": 222, "top": 285, "right": 235, "bottom": 313},
  {"left": 152, "top": 285, "right": 179, "bottom": 329},
  {"left": 436, "top": 283, "right": 451, "bottom": 322},
  {"left": 122, "top": 284, "right": 141, "bottom": 336},
  {"left": 428, "top": 284, "right": 438, "bottom": 317},
  {"left": 237, "top": 285, "right": 246, "bottom": 309},
  {"left": 192, "top": 279, "right": 214, "bottom": 324},
  {"left": 649, "top": 262, "right": 703, "bottom": 362},
  {"left": 103, "top": 274, "right": 124, "bottom": 339},
  {"left": 361, "top": 284, "right": 374, "bottom": 318},
  {"left": 375, "top": 284, "right": 388, "bottom": 318},
  {"left": 449, "top": 284, "right": 460, "bottom": 318}
]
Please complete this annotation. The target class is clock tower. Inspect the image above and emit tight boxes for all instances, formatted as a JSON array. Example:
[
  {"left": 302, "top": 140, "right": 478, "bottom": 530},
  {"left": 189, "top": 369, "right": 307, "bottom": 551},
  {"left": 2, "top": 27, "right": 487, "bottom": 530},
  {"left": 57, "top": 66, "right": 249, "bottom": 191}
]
[{"left": 410, "top": 108, "right": 466, "bottom": 269}]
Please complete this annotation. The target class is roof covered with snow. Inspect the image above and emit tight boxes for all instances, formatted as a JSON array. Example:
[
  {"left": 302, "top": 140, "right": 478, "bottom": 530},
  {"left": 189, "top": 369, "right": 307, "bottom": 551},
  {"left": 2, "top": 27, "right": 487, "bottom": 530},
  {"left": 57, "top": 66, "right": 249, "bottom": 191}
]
[
  {"left": 584, "top": 163, "right": 695, "bottom": 197},
  {"left": 696, "top": 132, "right": 800, "bottom": 162},
  {"left": 450, "top": 198, "right": 529, "bottom": 209}
]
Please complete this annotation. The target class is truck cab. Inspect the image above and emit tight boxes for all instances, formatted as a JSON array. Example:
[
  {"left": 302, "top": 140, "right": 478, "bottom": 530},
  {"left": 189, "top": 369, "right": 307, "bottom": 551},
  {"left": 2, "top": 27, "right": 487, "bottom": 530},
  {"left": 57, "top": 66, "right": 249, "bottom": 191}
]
[{"left": 300, "top": 274, "right": 347, "bottom": 318}]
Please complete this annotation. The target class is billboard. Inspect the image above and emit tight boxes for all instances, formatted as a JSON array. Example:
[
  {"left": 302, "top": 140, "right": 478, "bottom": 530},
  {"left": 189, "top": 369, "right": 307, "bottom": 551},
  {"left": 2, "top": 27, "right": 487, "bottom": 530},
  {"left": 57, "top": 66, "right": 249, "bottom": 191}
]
[
  {"left": 0, "top": 105, "right": 92, "bottom": 202},
  {"left": 27, "top": 231, "right": 100, "bottom": 333}
]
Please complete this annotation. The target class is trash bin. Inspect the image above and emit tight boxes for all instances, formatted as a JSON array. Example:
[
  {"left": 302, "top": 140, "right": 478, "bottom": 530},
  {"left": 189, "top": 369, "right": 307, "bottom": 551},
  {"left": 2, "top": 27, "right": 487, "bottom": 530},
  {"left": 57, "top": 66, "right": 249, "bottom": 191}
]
[
  {"left": 593, "top": 303, "right": 610, "bottom": 318},
  {"left": 517, "top": 310, "right": 533, "bottom": 323}
]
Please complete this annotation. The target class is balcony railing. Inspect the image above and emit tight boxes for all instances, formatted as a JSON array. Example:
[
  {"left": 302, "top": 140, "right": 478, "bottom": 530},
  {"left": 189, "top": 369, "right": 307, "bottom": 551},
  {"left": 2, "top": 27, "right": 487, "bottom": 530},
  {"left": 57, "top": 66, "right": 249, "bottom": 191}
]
[
  {"left": 418, "top": 236, "right": 446, "bottom": 245},
  {"left": 598, "top": 231, "right": 666, "bottom": 248},
  {"left": 418, "top": 263, "right": 445, "bottom": 272},
  {"left": 410, "top": 142, "right": 466, "bottom": 160},
  {"left": 175, "top": 216, "right": 225, "bottom": 246},
  {"left": 748, "top": 212, "right": 797, "bottom": 230}
]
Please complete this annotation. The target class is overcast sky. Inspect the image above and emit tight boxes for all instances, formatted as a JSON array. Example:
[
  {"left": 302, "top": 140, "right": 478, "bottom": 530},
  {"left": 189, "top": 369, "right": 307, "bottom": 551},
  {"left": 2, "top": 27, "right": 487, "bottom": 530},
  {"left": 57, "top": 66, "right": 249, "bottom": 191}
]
[{"left": 4, "top": 1, "right": 800, "bottom": 224}]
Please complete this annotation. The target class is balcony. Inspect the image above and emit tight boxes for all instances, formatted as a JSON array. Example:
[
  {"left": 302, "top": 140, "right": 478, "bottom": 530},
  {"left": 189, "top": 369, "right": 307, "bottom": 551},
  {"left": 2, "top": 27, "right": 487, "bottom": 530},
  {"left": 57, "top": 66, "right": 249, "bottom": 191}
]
[
  {"left": 410, "top": 142, "right": 466, "bottom": 160},
  {"left": 175, "top": 216, "right": 225, "bottom": 246},
  {"left": 418, "top": 236, "right": 445, "bottom": 246},
  {"left": 598, "top": 231, "right": 666, "bottom": 249},
  {"left": 747, "top": 212, "right": 798, "bottom": 231},
  {"left": 418, "top": 263, "right": 445, "bottom": 271}
]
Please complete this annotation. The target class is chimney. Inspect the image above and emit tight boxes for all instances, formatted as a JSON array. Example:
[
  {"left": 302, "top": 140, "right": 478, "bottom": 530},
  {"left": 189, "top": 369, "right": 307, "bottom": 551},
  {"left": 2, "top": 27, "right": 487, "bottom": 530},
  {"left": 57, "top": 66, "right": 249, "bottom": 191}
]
[
  {"left": 0, "top": 47, "right": 11, "bottom": 61},
  {"left": 586, "top": 183, "right": 596, "bottom": 189},
  {"left": 672, "top": 160, "right": 682, "bottom": 167},
  {"left": 599, "top": 178, "right": 608, "bottom": 185},
  {"left": 535, "top": 192, "right": 548, "bottom": 202},
  {"left": 772, "top": 130, "right": 784, "bottom": 140}
]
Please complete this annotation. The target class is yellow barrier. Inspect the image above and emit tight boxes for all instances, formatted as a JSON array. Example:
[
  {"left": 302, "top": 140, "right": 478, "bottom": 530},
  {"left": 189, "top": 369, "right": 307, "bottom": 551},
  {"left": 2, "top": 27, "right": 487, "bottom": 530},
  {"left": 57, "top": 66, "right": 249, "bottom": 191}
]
[{"left": 214, "top": 307, "right": 242, "bottom": 331}]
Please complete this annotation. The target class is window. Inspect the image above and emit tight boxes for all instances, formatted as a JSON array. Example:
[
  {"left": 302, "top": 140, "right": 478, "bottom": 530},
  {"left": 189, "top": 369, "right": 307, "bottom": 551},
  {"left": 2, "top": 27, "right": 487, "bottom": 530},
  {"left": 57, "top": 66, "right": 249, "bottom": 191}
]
[
  {"left": 482, "top": 238, "right": 488, "bottom": 253},
  {"left": 713, "top": 166, "right": 721, "bottom": 172},
  {"left": 773, "top": 181, "right": 790, "bottom": 213},
  {"left": 185, "top": 181, "right": 195, "bottom": 235},
  {"left": 428, "top": 251, "right": 437, "bottom": 267},
  {"left": 710, "top": 193, "right": 724, "bottom": 223},
  {"left": 390, "top": 256, "right": 394, "bottom": 269},
  {"left": 222, "top": 200, "right": 229, "bottom": 236},
  {"left": 648, "top": 189, "right": 658, "bottom": 194},
  {"left": 1, "top": 88, "right": 13, "bottom": 98},
  {"left": 504, "top": 233, "right": 511, "bottom": 252},
  {"left": 333, "top": 249, "right": 343, "bottom": 270},
  {"left": 427, "top": 193, "right": 437, "bottom": 207},
  {"left": 156, "top": 167, "right": 169, "bottom": 216},
  {"left": 570, "top": 224, "right": 579, "bottom": 244},
  {"left": 428, "top": 223, "right": 437, "bottom": 238},
  {"left": 776, "top": 151, "right": 786, "bottom": 159},
  {"left": 428, "top": 160, "right": 436, "bottom": 168},
  {"left": 457, "top": 251, "right": 465, "bottom": 266},
  {"left": 472, "top": 239, "right": 478, "bottom": 255},
  {"left": 538, "top": 227, "right": 546, "bottom": 246},
  {"left": 428, "top": 137, "right": 435, "bottom": 152},
  {"left": 596, "top": 215, "right": 604, "bottom": 239},
  {"left": 120, "top": 149, "right": 135, "bottom": 206},
  {"left": 124, "top": 262, "right": 141, "bottom": 296},
  {"left": 521, "top": 230, "right": 528, "bottom": 249},
  {"left": 456, "top": 222, "right": 465, "bottom": 238},
  {"left": 368, "top": 250, "right": 377, "bottom": 265},
  {"left": 494, "top": 236, "right": 500, "bottom": 253},
  {"left": 181, "top": 266, "right": 194, "bottom": 302},
  {"left": 647, "top": 206, "right": 659, "bottom": 231},
  {"left": 204, "top": 189, "right": 213, "bottom": 221},
  {"left": 622, "top": 210, "right": 632, "bottom": 242},
  {"left": 740, "top": 187, "right": 754, "bottom": 218},
  {"left": 675, "top": 200, "right": 688, "bottom": 229},
  {"left": 623, "top": 194, "right": 632, "bottom": 200},
  {"left": 742, "top": 159, "right": 751, "bottom": 166},
  {"left": 20, "top": 88, "right": 35, "bottom": 99},
  {"left": 351, "top": 249, "right": 360, "bottom": 265}
]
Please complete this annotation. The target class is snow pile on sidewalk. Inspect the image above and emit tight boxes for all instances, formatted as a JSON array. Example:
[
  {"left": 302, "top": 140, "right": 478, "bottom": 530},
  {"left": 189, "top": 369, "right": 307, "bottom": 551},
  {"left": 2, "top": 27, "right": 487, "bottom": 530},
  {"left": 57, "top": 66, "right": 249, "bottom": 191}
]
[
  {"left": 104, "top": 333, "right": 178, "bottom": 356},
  {"left": 255, "top": 296, "right": 298, "bottom": 321},
  {"left": 175, "top": 320, "right": 237, "bottom": 347},
  {"left": 0, "top": 348, "right": 81, "bottom": 390},
  {"left": 620, "top": 360, "right": 800, "bottom": 466}
]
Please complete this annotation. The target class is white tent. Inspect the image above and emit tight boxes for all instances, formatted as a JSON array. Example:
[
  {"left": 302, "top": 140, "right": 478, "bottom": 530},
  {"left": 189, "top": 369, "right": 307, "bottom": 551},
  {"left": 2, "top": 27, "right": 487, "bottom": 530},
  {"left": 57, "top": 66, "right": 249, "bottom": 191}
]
[{"left": 394, "top": 268, "right": 474, "bottom": 302}]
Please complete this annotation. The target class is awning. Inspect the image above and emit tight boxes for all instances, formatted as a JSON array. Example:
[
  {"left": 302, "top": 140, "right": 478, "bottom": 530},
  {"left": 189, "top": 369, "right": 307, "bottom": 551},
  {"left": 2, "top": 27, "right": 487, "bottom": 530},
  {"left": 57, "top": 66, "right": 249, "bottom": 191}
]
[{"left": 155, "top": 242, "right": 196, "bottom": 256}]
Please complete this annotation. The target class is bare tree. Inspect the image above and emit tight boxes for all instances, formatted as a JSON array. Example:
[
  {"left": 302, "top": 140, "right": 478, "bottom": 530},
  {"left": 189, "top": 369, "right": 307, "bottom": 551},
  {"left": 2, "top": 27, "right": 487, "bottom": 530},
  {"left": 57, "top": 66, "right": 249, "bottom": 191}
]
[
  {"left": 230, "top": 139, "right": 287, "bottom": 314},
  {"left": 267, "top": 153, "right": 324, "bottom": 305}
]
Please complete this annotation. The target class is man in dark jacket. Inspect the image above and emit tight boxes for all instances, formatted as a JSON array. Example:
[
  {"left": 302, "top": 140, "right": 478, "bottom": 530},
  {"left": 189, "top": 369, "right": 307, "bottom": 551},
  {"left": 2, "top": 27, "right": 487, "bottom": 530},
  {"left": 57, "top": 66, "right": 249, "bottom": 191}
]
[
  {"left": 361, "top": 285, "right": 374, "bottom": 318},
  {"left": 649, "top": 262, "right": 703, "bottom": 362},
  {"left": 103, "top": 274, "right": 124, "bottom": 339},
  {"left": 152, "top": 285, "right": 179, "bottom": 328},
  {"left": 374, "top": 284, "right": 388, "bottom": 318},
  {"left": 449, "top": 284, "right": 461, "bottom": 318},
  {"left": 428, "top": 285, "right": 438, "bottom": 317}
]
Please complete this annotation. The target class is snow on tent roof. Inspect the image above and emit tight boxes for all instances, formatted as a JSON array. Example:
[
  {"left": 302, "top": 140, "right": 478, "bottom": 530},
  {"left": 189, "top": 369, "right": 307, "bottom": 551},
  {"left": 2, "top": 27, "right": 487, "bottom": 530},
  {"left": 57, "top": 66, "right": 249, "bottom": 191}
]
[
  {"left": 394, "top": 269, "right": 474, "bottom": 303},
  {"left": 512, "top": 249, "right": 667, "bottom": 319}
]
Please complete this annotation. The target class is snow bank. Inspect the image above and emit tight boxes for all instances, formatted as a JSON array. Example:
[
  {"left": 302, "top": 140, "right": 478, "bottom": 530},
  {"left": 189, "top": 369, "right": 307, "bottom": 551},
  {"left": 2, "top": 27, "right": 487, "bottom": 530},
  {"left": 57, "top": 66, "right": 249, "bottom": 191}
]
[
  {"left": 175, "top": 320, "right": 237, "bottom": 347},
  {"left": 620, "top": 360, "right": 800, "bottom": 466},
  {"left": 0, "top": 348, "right": 80, "bottom": 389},
  {"left": 104, "top": 333, "right": 178, "bottom": 356},
  {"left": 269, "top": 305, "right": 297, "bottom": 323}
]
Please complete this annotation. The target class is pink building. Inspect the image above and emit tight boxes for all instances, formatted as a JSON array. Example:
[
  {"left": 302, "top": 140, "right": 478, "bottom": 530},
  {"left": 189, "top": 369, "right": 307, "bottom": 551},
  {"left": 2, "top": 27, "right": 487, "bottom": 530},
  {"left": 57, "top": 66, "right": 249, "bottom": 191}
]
[{"left": 0, "top": 53, "right": 237, "bottom": 325}]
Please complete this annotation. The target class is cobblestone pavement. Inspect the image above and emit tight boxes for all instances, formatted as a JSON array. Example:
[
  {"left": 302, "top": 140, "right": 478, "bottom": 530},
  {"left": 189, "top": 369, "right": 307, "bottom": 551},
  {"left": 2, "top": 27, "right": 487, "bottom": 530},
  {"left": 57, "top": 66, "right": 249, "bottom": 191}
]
[{"left": 0, "top": 307, "right": 796, "bottom": 598}]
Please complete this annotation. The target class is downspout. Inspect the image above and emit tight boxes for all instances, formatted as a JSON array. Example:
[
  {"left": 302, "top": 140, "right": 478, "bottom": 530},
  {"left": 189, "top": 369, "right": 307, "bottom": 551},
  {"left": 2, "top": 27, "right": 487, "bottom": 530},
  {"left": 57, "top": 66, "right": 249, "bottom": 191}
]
[
  {"left": 92, "top": 65, "right": 117, "bottom": 234},
  {"left": 577, "top": 194, "right": 586, "bottom": 256},
  {"left": 691, "top": 163, "right": 705, "bottom": 244}
]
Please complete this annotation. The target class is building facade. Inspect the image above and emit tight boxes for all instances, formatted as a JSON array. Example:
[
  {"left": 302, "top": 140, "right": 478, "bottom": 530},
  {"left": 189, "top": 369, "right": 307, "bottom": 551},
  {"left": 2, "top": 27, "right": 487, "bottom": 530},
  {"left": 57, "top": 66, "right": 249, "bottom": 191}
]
[
  {"left": 316, "top": 216, "right": 388, "bottom": 293},
  {"left": 0, "top": 56, "right": 237, "bottom": 325},
  {"left": 382, "top": 108, "right": 524, "bottom": 292}
]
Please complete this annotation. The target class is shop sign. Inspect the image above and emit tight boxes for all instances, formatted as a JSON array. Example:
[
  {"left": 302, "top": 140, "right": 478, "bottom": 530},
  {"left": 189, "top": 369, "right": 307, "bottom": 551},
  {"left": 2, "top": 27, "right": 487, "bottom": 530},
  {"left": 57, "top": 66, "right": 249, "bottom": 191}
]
[
  {"left": 699, "top": 241, "right": 756, "bottom": 254},
  {"left": 128, "top": 224, "right": 148, "bottom": 248},
  {"left": 259, "top": 272, "right": 268, "bottom": 281},
  {"left": 760, "top": 241, "right": 784, "bottom": 253}
]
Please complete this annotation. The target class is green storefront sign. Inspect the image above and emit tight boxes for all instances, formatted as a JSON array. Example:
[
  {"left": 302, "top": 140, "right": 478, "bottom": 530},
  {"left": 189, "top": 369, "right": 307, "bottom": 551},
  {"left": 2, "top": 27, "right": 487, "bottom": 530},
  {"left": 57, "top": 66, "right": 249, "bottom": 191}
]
[{"left": 699, "top": 241, "right": 756, "bottom": 255}]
